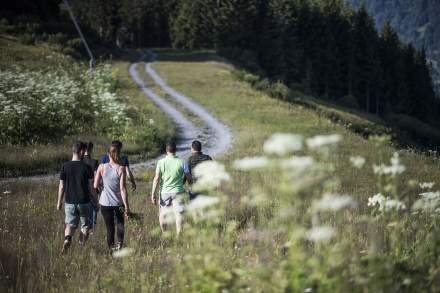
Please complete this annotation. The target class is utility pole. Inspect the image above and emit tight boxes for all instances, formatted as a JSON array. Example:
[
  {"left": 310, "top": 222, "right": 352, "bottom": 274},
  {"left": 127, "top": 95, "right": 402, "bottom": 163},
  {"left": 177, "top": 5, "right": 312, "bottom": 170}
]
[{"left": 60, "top": 0, "right": 95, "bottom": 71}]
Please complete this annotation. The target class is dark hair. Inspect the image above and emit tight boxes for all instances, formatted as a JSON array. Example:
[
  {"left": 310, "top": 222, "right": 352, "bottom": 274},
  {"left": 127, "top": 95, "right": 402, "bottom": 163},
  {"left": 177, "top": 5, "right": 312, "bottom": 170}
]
[
  {"left": 166, "top": 141, "right": 177, "bottom": 154},
  {"left": 192, "top": 140, "right": 202, "bottom": 152},
  {"left": 72, "top": 141, "right": 83, "bottom": 154},
  {"left": 86, "top": 141, "right": 94, "bottom": 152},
  {"left": 111, "top": 140, "right": 123, "bottom": 150}
]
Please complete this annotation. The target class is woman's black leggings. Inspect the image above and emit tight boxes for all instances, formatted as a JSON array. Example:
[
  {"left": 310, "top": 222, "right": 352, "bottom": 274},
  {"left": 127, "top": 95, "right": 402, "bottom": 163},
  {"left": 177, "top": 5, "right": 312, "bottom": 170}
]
[{"left": 100, "top": 205, "right": 125, "bottom": 249}]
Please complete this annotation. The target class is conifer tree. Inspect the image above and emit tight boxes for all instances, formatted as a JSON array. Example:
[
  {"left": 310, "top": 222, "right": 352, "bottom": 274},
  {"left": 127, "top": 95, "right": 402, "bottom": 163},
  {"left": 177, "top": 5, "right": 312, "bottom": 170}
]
[{"left": 351, "top": 4, "right": 382, "bottom": 113}]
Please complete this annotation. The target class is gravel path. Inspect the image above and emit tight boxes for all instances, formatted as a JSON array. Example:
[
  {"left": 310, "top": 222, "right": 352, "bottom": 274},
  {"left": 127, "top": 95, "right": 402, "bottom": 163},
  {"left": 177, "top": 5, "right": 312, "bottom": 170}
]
[
  {"left": 129, "top": 52, "right": 232, "bottom": 171},
  {"left": 1, "top": 52, "right": 232, "bottom": 182}
]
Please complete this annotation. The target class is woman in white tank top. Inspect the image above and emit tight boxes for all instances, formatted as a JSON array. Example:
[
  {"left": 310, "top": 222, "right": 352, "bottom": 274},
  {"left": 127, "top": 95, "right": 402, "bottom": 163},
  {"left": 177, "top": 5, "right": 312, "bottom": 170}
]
[{"left": 94, "top": 143, "right": 130, "bottom": 251}]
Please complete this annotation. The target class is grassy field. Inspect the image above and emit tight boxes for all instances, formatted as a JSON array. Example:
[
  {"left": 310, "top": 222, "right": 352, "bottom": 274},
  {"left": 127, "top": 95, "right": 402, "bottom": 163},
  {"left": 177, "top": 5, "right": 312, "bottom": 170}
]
[
  {"left": 1, "top": 50, "right": 440, "bottom": 292},
  {"left": 0, "top": 36, "right": 175, "bottom": 177}
]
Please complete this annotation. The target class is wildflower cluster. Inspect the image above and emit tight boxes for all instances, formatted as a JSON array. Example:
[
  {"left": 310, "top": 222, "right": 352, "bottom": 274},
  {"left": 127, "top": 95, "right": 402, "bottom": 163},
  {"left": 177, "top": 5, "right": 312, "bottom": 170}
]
[
  {"left": 412, "top": 191, "right": 440, "bottom": 214},
  {"left": 373, "top": 152, "right": 406, "bottom": 176},
  {"left": 367, "top": 193, "right": 406, "bottom": 213},
  {"left": 0, "top": 64, "right": 130, "bottom": 144}
]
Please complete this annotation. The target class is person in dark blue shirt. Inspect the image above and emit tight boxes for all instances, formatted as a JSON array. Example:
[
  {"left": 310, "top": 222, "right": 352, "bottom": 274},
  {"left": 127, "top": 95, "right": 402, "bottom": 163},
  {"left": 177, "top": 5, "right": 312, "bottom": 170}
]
[
  {"left": 101, "top": 140, "right": 136, "bottom": 191},
  {"left": 101, "top": 153, "right": 129, "bottom": 166}
]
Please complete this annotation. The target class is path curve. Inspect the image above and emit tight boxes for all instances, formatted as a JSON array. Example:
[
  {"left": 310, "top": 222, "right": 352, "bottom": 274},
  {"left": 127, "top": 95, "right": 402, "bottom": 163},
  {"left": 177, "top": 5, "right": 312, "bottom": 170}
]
[
  {"left": 1, "top": 52, "right": 232, "bottom": 182},
  {"left": 145, "top": 52, "right": 232, "bottom": 157},
  {"left": 129, "top": 52, "right": 232, "bottom": 171}
]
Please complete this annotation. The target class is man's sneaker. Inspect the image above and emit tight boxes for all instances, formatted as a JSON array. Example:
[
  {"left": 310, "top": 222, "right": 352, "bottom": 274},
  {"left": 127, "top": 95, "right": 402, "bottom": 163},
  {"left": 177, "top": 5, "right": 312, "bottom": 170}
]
[
  {"left": 60, "top": 239, "right": 71, "bottom": 255},
  {"left": 78, "top": 231, "right": 89, "bottom": 245},
  {"left": 115, "top": 242, "right": 123, "bottom": 251}
]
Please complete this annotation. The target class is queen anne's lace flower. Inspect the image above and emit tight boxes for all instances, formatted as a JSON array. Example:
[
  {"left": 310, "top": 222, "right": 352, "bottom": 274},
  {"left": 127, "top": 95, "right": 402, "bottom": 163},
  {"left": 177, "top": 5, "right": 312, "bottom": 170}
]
[
  {"left": 313, "top": 193, "right": 357, "bottom": 212},
  {"left": 280, "top": 156, "right": 314, "bottom": 172},
  {"left": 368, "top": 193, "right": 406, "bottom": 212},
  {"left": 112, "top": 248, "right": 134, "bottom": 258},
  {"left": 193, "top": 161, "right": 230, "bottom": 190},
  {"left": 0, "top": 65, "right": 130, "bottom": 144},
  {"left": 263, "top": 133, "right": 303, "bottom": 156},
  {"left": 233, "top": 156, "right": 269, "bottom": 170},
  {"left": 349, "top": 156, "right": 366, "bottom": 169},
  {"left": 412, "top": 191, "right": 440, "bottom": 213},
  {"left": 186, "top": 196, "right": 220, "bottom": 211},
  {"left": 373, "top": 152, "right": 406, "bottom": 176},
  {"left": 305, "top": 226, "right": 335, "bottom": 243},
  {"left": 419, "top": 182, "right": 435, "bottom": 190},
  {"left": 306, "top": 134, "right": 341, "bottom": 149}
]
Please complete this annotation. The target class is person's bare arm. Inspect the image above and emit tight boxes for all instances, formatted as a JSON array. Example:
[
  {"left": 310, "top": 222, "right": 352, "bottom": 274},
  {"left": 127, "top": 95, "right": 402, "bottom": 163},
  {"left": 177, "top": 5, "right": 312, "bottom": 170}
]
[
  {"left": 119, "top": 167, "right": 130, "bottom": 215},
  {"left": 92, "top": 165, "right": 104, "bottom": 208},
  {"left": 57, "top": 180, "right": 64, "bottom": 210},
  {"left": 89, "top": 179, "right": 98, "bottom": 208},
  {"left": 151, "top": 173, "right": 160, "bottom": 205},
  {"left": 126, "top": 166, "right": 136, "bottom": 191},
  {"left": 93, "top": 164, "right": 103, "bottom": 190}
]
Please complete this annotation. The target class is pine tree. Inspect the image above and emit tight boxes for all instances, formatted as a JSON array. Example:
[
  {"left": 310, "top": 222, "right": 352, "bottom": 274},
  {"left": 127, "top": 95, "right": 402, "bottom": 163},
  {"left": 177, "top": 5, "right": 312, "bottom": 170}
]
[
  {"left": 351, "top": 4, "right": 382, "bottom": 113},
  {"left": 379, "top": 22, "right": 398, "bottom": 113},
  {"left": 170, "top": 0, "right": 217, "bottom": 48},
  {"left": 216, "top": 0, "right": 260, "bottom": 49}
]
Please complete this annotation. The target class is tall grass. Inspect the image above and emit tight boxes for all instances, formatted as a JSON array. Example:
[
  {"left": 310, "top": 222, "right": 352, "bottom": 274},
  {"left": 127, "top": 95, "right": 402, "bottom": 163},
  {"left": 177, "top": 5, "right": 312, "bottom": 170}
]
[{"left": 2, "top": 50, "right": 440, "bottom": 292}]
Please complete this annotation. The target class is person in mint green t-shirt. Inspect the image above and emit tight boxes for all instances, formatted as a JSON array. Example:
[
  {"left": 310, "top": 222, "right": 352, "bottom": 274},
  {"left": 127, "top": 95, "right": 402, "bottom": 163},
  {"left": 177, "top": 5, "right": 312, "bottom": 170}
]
[{"left": 151, "top": 142, "right": 191, "bottom": 234}]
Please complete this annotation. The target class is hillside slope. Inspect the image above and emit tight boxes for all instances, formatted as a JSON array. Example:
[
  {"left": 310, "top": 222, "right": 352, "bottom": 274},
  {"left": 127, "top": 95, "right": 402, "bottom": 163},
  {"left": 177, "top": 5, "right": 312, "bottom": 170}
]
[{"left": 2, "top": 50, "right": 440, "bottom": 291}]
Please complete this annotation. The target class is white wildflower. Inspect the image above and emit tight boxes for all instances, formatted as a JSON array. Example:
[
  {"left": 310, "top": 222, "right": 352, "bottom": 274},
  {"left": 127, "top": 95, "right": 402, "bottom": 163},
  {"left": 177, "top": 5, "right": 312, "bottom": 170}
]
[
  {"left": 368, "top": 193, "right": 385, "bottom": 207},
  {"left": 368, "top": 193, "right": 406, "bottom": 212},
  {"left": 233, "top": 156, "right": 269, "bottom": 171},
  {"left": 149, "top": 118, "right": 155, "bottom": 125},
  {"left": 419, "top": 182, "right": 435, "bottom": 190},
  {"left": 373, "top": 153, "right": 405, "bottom": 176},
  {"left": 160, "top": 206, "right": 176, "bottom": 225},
  {"left": 197, "top": 209, "right": 221, "bottom": 221},
  {"left": 193, "top": 161, "right": 230, "bottom": 190},
  {"left": 349, "top": 156, "right": 366, "bottom": 169},
  {"left": 263, "top": 133, "right": 303, "bottom": 156},
  {"left": 420, "top": 191, "right": 440, "bottom": 201},
  {"left": 112, "top": 247, "right": 134, "bottom": 258},
  {"left": 280, "top": 156, "right": 314, "bottom": 172},
  {"left": 389, "top": 152, "right": 406, "bottom": 175},
  {"left": 383, "top": 199, "right": 406, "bottom": 211},
  {"left": 305, "top": 226, "right": 335, "bottom": 243},
  {"left": 306, "top": 134, "right": 341, "bottom": 149},
  {"left": 412, "top": 191, "right": 440, "bottom": 212},
  {"left": 249, "top": 193, "right": 268, "bottom": 206},
  {"left": 313, "top": 193, "right": 357, "bottom": 212},
  {"left": 186, "top": 195, "right": 220, "bottom": 211}
]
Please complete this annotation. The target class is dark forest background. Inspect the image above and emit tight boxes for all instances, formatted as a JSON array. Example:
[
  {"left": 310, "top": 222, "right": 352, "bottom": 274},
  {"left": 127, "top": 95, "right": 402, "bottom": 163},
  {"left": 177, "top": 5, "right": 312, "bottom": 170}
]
[
  {"left": 347, "top": 0, "right": 440, "bottom": 95},
  {"left": 2, "top": 0, "right": 439, "bottom": 141}
]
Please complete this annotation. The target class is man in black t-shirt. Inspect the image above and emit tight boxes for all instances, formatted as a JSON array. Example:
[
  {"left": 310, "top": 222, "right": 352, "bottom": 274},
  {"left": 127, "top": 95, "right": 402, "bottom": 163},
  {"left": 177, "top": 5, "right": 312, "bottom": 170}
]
[
  {"left": 187, "top": 140, "right": 212, "bottom": 200},
  {"left": 82, "top": 142, "right": 99, "bottom": 172},
  {"left": 82, "top": 142, "right": 99, "bottom": 229},
  {"left": 57, "top": 141, "right": 97, "bottom": 254}
]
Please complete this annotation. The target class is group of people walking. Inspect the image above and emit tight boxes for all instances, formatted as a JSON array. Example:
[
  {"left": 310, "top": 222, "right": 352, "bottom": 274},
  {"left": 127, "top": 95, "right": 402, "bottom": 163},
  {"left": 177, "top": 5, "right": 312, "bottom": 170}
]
[{"left": 56, "top": 139, "right": 211, "bottom": 254}]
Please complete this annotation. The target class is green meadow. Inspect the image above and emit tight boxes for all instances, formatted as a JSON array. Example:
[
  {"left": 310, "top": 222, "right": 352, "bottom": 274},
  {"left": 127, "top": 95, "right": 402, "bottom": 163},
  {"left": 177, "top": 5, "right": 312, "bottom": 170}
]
[{"left": 1, "top": 49, "right": 440, "bottom": 292}]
